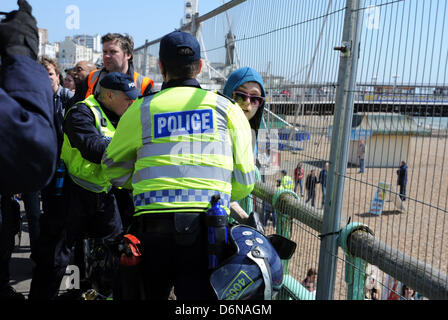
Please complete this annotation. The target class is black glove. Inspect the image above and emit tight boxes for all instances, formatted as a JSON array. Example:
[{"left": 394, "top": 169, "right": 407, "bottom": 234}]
[{"left": 0, "top": 0, "right": 38, "bottom": 60}]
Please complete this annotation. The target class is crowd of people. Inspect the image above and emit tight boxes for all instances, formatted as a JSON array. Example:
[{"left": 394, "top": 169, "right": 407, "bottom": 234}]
[
  {"left": 298, "top": 265, "right": 422, "bottom": 301},
  {"left": 281, "top": 162, "right": 329, "bottom": 209},
  {"left": 0, "top": 0, "right": 416, "bottom": 302},
  {"left": 0, "top": 0, "right": 267, "bottom": 301}
]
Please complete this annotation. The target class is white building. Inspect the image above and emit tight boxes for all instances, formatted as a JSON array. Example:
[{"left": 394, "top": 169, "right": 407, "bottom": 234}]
[
  {"left": 38, "top": 28, "right": 57, "bottom": 59},
  {"left": 39, "top": 43, "right": 57, "bottom": 59},
  {"left": 58, "top": 36, "right": 93, "bottom": 71},
  {"left": 347, "top": 113, "right": 431, "bottom": 168},
  {"left": 72, "top": 34, "right": 102, "bottom": 52}
]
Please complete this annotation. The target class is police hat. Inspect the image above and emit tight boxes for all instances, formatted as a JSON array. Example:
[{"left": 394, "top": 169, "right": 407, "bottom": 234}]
[
  {"left": 159, "top": 30, "right": 201, "bottom": 63},
  {"left": 100, "top": 72, "right": 139, "bottom": 100}
]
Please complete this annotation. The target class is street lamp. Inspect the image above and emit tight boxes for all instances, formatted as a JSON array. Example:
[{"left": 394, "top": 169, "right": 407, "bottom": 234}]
[{"left": 392, "top": 74, "right": 400, "bottom": 94}]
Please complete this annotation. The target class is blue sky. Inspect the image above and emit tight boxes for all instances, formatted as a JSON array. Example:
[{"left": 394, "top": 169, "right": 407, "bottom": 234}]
[
  {"left": 2, "top": 0, "right": 227, "bottom": 47},
  {"left": 3, "top": 0, "right": 446, "bottom": 85}
]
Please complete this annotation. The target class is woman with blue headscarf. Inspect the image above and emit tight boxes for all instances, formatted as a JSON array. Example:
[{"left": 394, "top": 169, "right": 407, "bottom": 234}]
[
  {"left": 223, "top": 67, "right": 266, "bottom": 154},
  {"left": 223, "top": 67, "right": 266, "bottom": 228}
]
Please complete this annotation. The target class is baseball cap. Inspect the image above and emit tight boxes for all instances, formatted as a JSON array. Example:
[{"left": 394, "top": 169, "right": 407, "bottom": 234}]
[
  {"left": 100, "top": 72, "right": 139, "bottom": 100},
  {"left": 159, "top": 30, "right": 201, "bottom": 63}
]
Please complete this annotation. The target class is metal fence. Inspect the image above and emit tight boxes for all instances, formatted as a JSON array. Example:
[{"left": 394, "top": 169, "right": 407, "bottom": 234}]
[{"left": 134, "top": 0, "right": 448, "bottom": 300}]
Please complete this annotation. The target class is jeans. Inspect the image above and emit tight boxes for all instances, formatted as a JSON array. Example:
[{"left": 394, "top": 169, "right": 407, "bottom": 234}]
[
  {"left": 359, "top": 158, "right": 365, "bottom": 173},
  {"left": 22, "top": 192, "right": 41, "bottom": 253},
  {"left": 0, "top": 195, "right": 20, "bottom": 288},
  {"left": 294, "top": 179, "right": 303, "bottom": 196},
  {"left": 306, "top": 189, "right": 316, "bottom": 207},
  {"left": 321, "top": 185, "right": 326, "bottom": 207},
  {"left": 263, "top": 210, "right": 277, "bottom": 229},
  {"left": 399, "top": 184, "right": 406, "bottom": 201}
]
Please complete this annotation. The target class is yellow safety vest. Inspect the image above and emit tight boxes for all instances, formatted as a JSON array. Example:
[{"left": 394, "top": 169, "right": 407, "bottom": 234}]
[
  {"left": 281, "top": 175, "right": 294, "bottom": 191},
  {"left": 61, "top": 95, "right": 115, "bottom": 193},
  {"left": 102, "top": 86, "right": 255, "bottom": 216}
]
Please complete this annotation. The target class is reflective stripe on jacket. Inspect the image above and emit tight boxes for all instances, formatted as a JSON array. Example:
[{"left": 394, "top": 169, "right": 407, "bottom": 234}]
[
  {"left": 85, "top": 69, "right": 154, "bottom": 98},
  {"left": 61, "top": 95, "right": 115, "bottom": 193},
  {"left": 102, "top": 86, "right": 255, "bottom": 216},
  {"left": 281, "top": 175, "right": 294, "bottom": 191}
]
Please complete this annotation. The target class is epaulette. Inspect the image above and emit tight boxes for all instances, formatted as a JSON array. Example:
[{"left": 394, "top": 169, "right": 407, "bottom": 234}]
[
  {"left": 215, "top": 90, "right": 236, "bottom": 104},
  {"left": 138, "top": 90, "right": 160, "bottom": 99}
]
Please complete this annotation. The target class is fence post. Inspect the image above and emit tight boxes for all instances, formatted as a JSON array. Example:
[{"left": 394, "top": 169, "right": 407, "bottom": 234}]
[
  {"left": 142, "top": 40, "right": 148, "bottom": 76},
  {"left": 316, "top": 0, "right": 363, "bottom": 300},
  {"left": 339, "top": 223, "right": 373, "bottom": 300},
  {"left": 273, "top": 190, "right": 299, "bottom": 275}
]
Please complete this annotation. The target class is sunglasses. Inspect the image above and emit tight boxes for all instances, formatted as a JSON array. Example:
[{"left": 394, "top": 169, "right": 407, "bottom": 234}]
[{"left": 233, "top": 91, "right": 265, "bottom": 107}]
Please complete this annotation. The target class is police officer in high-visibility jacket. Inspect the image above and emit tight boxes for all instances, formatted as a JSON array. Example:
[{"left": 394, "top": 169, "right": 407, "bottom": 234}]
[
  {"left": 281, "top": 169, "right": 294, "bottom": 191},
  {"left": 102, "top": 30, "right": 255, "bottom": 300},
  {"left": 29, "top": 73, "right": 139, "bottom": 300}
]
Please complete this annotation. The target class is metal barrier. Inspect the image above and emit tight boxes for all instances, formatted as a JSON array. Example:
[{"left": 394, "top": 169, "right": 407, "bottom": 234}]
[
  {"left": 134, "top": 0, "right": 448, "bottom": 300},
  {"left": 253, "top": 181, "right": 448, "bottom": 300}
]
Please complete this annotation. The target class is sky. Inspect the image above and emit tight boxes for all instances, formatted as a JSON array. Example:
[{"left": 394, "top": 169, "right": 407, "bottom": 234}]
[
  {"left": 2, "top": 0, "right": 228, "bottom": 47},
  {"left": 2, "top": 0, "right": 446, "bottom": 85}
]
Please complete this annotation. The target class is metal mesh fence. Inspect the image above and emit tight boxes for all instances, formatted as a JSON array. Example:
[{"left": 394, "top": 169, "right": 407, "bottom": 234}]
[{"left": 134, "top": 0, "right": 448, "bottom": 300}]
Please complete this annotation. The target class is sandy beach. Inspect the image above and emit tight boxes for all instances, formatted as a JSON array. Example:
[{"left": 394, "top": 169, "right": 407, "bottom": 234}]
[{"left": 260, "top": 114, "right": 448, "bottom": 299}]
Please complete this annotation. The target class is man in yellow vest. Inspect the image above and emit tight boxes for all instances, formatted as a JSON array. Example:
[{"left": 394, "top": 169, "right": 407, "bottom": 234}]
[
  {"left": 29, "top": 72, "right": 139, "bottom": 300},
  {"left": 102, "top": 30, "right": 255, "bottom": 300},
  {"left": 281, "top": 169, "right": 294, "bottom": 191}
]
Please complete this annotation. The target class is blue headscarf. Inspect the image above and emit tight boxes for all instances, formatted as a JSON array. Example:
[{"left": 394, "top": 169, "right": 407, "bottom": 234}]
[{"left": 223, "top": 67, "right": 266, "bottom": 139}]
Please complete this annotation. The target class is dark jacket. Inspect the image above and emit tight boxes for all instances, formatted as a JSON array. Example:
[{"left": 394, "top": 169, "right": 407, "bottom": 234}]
[
  {"left": 397, "top": 163, "right": 408, "bottom": 186},
  {"left": 0, "top": 55, "right": 58, "bottom": 193},
  {"left": 63, "top": 96, "right": 120, "bottom": 164},
  {"left": 54, "top": 85, "right": 74, "bottom": 149},
  {"left": 66, "top": 79, "right": 89, "bottom": 111},
  {"left": 161, "top": 78, "right": 201, "bottom": 90},
  {"left": 306, "top": 174, "right": 318, "bottom": 191},
  {"left": 318, "top": 169, "right": 328, "bottom": 187}
]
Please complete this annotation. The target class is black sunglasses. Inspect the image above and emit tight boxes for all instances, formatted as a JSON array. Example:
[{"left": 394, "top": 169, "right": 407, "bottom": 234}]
[{"left": 233, "top": 91, "right": 265, "bottom": 107}]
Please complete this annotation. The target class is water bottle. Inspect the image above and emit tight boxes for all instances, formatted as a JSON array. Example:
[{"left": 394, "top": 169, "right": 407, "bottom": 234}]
[
  {"left": 55, "top": 159, "right": 66, "bottom": 196},
  {"left": 207, "top": 194, "right": 228, "bottom": 269}
]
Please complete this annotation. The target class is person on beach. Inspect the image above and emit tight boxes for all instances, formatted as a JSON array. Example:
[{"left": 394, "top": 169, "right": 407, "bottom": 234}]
[{"left": 397, "top": 160, "right": 408, "bottom": 201}]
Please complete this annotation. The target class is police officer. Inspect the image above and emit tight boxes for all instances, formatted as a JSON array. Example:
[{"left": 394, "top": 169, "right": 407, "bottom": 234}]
[
  {"left": 102, "top": 30, "right": 255, "bottom": 300},
  {"left": 280, "top": 169, "right": 294, "bottom": 191},
  {"left": 0, "top": 0, "right": 57, "bottom": 300},
  {"left": 29, "top": 73, "right": 139, "bottom": 300},
  {"left": 81, "top": 33, "right": 152, "bottom": 231}
]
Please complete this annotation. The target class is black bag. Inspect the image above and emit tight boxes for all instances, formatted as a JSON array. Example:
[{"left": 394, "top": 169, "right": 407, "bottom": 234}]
[{"left": 174, "top": 212, "right": 202, "bottom": 246}]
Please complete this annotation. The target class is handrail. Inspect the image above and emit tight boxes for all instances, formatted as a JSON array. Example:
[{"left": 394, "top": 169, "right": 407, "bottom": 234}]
[{"left": 252, "top": 181, "right": 448, "bottom": 300}]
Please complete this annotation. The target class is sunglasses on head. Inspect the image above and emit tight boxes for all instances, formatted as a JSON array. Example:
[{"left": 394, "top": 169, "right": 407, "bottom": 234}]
[{"left": 233, "top": 91, "right": 265, "bottom": 107}]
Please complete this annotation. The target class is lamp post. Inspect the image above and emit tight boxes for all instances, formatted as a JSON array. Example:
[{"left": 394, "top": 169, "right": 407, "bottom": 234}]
[{"left": 392, "top": 74, "right": 400, "bottom": 94}]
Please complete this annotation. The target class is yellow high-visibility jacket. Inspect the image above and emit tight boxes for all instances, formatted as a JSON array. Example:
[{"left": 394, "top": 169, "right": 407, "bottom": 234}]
[{"left": 102, "top": 86, "right": 255, "bottom": 216}]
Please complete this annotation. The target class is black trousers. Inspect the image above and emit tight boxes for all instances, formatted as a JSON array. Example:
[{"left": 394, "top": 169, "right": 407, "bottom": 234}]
[
  {"left": 29, "top": 176, "right": 123, "bottom": 299},
  {"left": 124, "top": 213, "right": 216, "bottom": 300},
  {"left": 0, "top": 194, "right": 20, "bottom": 289},
  {"left": 399, "top": 184, "right": 407, "bottom": 201}
]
